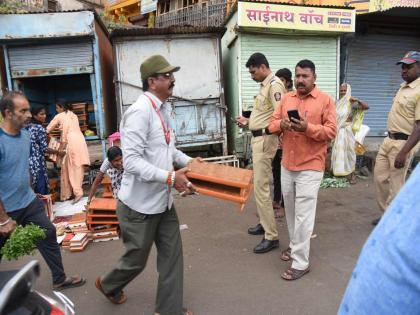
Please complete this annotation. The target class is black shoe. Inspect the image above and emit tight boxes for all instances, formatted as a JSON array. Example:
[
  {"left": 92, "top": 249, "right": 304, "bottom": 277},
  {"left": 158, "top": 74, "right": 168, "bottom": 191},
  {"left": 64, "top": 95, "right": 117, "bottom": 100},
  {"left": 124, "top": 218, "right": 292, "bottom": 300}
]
[
  {"left": 248, "top": 223, "right": 265, "bottom": 235},
  {"left": 253, "top": 238, "right": 279, "bottom": 254},
  {"left": 371, "top": 217, "right": 381, "bottom": 226}
]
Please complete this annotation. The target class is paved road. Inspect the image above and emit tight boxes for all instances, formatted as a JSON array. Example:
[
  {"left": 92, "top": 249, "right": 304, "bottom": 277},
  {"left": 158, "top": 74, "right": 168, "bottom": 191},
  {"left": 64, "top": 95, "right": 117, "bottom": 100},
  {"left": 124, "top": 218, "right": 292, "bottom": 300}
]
[{"left": 0, "top": 178, "right": 378, "bottom": 315}]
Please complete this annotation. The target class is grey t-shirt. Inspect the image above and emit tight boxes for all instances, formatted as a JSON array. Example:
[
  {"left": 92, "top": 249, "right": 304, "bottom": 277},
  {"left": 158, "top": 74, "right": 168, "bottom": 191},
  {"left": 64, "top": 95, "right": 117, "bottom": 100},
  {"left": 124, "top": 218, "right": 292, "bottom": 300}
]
[{"left": 0, "top": 128, "right": 36, "bottom": 212}]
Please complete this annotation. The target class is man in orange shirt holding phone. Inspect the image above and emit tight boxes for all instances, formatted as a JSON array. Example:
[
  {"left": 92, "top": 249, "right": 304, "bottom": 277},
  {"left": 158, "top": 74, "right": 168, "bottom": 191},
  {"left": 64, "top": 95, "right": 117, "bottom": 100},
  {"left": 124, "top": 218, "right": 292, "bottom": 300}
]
[{"left": 268, "top": 59, "right": 336, "bottom": 280}]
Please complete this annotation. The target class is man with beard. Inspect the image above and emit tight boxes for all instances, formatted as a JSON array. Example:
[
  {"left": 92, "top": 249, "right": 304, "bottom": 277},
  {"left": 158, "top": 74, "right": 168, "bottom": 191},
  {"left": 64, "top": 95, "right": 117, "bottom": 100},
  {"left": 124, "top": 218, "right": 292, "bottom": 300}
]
[
  {"left": 236, "top": 53, "right": 287, "bottom": 254},
  {"left": 95, "top": 55, "right": 196, "bottom": 315},
  {"left": 0, "top": 91, "right": 86, "bottom": 290},
  {"left": 268, "top": 59, "right": 336, "bottom": 280},
  {"left": 372, "top": 51, "right": 420, "bottom": 226}
]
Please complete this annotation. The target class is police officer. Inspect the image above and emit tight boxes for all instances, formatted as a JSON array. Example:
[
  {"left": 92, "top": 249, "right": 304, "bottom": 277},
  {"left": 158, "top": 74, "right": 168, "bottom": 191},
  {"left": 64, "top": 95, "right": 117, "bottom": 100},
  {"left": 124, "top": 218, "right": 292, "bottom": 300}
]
[
  {"left": 236, "top": 53, "right": 287, "bottom": 253},
  {"left": 373, "top": 51, "right": 420, "bottom": 225}
]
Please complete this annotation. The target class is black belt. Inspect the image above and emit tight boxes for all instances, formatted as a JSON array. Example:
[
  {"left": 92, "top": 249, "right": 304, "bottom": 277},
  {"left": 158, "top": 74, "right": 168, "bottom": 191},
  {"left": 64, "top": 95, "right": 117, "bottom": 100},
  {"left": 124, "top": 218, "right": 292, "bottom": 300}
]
[
  {"left": 388, "top": 132, "right": 409, "bottom": 140},
  {"left": 251, "top": 128, "right": 270, "bottom": 137}
]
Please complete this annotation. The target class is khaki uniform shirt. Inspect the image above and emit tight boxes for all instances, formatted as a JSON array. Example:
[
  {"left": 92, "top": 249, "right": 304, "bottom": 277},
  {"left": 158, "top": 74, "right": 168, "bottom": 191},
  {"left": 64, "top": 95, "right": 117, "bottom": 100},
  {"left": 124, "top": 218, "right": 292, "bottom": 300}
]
[
  {"left": 387, "top": 77, "right": 420, "bottom": 135},
  {"left": 249, "top": 72, "right": 286, "bottom": 130}
]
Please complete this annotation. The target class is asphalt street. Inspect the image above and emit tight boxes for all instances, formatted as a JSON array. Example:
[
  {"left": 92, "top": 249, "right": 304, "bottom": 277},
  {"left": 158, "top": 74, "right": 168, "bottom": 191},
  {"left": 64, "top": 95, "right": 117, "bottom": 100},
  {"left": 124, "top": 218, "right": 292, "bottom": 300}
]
[{"left": 0, "top": 178, "right": 378, "bottom": 315}]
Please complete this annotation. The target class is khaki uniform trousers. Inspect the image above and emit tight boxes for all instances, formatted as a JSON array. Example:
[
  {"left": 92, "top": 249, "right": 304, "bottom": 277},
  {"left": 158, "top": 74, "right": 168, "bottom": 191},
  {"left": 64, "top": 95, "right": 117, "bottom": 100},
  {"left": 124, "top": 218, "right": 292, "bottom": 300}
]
[
  {"left": 100, "top": 201, "right": 184, "bottom": 315},
  {"left": 252, "top": 134, "right": 278, "bottom": 240},
  {"left": 374, "top": 137, "right": 415, "bottom": 213},
  {"left": 281, "top": 166, "right": 324, "bottom": 270}
]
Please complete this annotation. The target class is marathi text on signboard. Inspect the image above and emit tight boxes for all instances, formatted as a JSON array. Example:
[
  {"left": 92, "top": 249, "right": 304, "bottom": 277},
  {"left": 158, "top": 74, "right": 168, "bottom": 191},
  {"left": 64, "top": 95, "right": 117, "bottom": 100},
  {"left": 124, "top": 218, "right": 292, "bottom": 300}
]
[{"left": 238, "top": 2, "right": 356, "bottom": 33}]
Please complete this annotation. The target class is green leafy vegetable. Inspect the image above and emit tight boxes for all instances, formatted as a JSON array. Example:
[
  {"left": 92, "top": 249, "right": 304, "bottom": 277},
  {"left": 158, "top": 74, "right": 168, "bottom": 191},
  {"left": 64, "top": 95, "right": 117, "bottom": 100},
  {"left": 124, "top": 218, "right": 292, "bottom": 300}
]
[
  {"left": 1, "top": 224, "right": 46, "bottom": 260},
  {"left": 320, "top": 177, "right": 350, "bottom": 189}
]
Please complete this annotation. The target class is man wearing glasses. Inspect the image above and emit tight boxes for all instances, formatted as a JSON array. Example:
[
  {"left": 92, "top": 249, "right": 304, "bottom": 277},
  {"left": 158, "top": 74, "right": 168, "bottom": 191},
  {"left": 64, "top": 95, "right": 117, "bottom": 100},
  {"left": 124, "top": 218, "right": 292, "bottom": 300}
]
[{"left": 95, "top": 55, "right": 196, "bottom": 315}]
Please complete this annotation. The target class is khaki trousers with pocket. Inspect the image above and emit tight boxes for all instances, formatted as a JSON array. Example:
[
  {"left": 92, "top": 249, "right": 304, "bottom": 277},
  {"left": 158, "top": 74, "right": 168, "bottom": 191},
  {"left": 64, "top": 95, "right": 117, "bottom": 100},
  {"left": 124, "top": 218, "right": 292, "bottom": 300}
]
[
  {"left": 374, "top": 137, "right": 416, "bottom": 213},
  {"left": 281, "top": 166, "right": 324, "bottom": 270},
  {"left": 252, "top": 134, "right": 278, "bottom": 240}
]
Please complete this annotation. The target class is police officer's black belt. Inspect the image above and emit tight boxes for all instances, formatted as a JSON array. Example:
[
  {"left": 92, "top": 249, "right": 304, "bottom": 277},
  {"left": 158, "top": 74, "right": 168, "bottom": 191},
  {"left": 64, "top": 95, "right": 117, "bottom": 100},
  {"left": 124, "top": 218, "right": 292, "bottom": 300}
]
[
  {"left": 251, "top": 128, "right": 271, "bottom": 137},
  {"left": 388, "top": 132, "right": 409, "bottom": 140}
]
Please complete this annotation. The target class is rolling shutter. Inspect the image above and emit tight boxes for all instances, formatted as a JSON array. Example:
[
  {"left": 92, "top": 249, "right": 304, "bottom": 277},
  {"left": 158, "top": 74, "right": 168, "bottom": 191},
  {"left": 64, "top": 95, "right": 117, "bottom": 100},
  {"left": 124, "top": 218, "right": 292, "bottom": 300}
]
[
  {"left": 240, "top": 33, "right": 339, "bottom": 111},
  {"left": 8, "top": 40, "right": 94, "bottom": 78},
  {"left": 345, "top": 34, "right": 419, "bottom": 136}
]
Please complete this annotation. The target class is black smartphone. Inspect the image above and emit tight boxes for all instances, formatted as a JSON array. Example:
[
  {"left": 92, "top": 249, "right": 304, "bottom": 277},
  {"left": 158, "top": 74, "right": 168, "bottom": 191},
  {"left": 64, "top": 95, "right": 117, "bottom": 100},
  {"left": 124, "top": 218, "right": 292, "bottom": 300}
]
[{"left": 287, "top": 109, "right": 301, "bottom": 121}]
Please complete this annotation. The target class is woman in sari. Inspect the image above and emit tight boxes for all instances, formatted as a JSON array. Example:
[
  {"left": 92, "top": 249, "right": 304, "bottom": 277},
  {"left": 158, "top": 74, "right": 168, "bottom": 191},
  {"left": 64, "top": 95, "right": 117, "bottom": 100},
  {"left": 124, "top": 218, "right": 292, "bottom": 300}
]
[
  {"left": 47, "top": 100, "right": 90, "bottom": 203},
  {"left": 331, "top": 83, "right": 368, "bottom": 183}
]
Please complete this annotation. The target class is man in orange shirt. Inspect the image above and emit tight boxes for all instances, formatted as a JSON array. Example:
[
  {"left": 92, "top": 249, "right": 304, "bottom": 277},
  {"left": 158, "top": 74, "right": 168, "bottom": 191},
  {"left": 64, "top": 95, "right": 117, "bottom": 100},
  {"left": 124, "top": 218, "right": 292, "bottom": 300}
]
[{"left": 268, "top": 59, "right": 336, "bottom": 280}]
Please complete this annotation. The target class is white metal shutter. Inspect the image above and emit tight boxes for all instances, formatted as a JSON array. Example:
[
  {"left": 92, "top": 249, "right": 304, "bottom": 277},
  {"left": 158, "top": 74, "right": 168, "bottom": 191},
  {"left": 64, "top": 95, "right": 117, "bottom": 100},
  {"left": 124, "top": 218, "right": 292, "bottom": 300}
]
[
  {"left": 345, "top": 34, "right": 419, "bottom": 136},
  {"left": 8, "top": 40, "right": 94, "bottom": 78},
  {"left": 240, "top": 34, "right": 338, "bottom": 111}
]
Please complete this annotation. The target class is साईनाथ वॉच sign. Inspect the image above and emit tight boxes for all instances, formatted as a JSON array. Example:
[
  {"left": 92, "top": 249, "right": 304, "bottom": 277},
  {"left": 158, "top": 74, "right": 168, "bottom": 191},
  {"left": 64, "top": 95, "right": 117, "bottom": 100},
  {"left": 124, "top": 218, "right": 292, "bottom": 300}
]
[{"left": 238, "top": 2, "right": 356, "bottom": 33}]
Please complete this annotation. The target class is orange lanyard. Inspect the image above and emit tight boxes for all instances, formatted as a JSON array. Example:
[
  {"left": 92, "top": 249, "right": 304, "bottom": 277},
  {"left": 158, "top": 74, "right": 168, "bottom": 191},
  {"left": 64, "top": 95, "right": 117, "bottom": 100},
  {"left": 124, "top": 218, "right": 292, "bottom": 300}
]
[{"left": 145, "top": 94, "right": 170, "bottom": 145}]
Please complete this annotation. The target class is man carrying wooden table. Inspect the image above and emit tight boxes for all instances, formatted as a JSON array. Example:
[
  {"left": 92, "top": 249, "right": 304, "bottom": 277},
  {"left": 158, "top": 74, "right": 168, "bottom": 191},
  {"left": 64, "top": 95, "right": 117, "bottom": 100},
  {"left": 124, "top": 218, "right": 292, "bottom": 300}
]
[{"left": 95, "top": 55, "right": 197, "bottom": 315}]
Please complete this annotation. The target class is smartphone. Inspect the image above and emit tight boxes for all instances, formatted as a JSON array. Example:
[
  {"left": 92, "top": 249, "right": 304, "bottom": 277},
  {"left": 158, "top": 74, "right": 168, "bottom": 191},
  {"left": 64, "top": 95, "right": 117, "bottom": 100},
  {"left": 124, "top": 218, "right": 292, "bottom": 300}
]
[{"left": 287, "top": 109, "right": 301, "bottom": 121}]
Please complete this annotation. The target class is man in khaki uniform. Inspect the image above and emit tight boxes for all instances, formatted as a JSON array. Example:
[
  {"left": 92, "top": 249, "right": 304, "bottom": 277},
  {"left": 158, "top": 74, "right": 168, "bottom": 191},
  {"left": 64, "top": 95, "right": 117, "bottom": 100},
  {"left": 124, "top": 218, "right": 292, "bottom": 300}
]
[
  {"left": 373, "top": 51, "right": 420, "bottom": 225},
  {"left": 236, "top": 53, "right": 287, "bottom": 253}
]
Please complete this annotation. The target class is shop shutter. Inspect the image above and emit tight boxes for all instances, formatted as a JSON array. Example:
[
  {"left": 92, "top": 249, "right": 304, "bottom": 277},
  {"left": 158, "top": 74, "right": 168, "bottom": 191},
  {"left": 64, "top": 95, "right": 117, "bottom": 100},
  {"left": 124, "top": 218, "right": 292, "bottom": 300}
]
[
  {"left": 8, "top": 40, "right": 94, "bottom": 78},
  {"left": 345, "top": 34, "right": 419, "bottom": 136},
  {"left": 240, "top": 34, "right": 338, "bottom": 111}
]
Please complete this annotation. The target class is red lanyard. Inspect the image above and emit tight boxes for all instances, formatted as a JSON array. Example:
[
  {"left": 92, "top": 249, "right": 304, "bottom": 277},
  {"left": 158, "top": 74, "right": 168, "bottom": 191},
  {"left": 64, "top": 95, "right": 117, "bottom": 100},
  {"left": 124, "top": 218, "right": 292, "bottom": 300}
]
[{"left": 145, "top": 94, "right": 170, "bottom": 145}]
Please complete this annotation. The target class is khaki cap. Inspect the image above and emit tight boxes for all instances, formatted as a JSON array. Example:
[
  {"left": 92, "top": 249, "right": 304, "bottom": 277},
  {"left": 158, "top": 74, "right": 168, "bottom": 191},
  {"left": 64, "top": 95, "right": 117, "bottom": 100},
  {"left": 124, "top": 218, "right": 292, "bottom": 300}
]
[{"left": 140, "top": 55, "right": 180, "bottom": 81}]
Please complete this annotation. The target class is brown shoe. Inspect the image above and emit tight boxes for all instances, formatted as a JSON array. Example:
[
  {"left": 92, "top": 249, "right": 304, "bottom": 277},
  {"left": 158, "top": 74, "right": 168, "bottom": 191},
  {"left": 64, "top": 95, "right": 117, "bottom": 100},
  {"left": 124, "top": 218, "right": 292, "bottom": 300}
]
[{"left": 95, "top": 277, "right": 127, "bottom": 304}]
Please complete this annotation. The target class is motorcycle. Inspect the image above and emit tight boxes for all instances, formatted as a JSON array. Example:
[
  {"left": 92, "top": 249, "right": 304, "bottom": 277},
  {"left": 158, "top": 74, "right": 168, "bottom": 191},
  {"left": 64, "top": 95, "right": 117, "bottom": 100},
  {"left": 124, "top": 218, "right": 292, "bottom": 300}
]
[{"left": 0, "top": 260, "right": 74, "bottom": 315}]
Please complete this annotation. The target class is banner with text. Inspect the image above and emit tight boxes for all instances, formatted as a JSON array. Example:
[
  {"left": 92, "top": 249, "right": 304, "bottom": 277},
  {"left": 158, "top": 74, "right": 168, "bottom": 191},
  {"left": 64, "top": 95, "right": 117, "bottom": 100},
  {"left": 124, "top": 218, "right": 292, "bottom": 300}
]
[{"left": 238, "top": 2, "right": 355, "bottom": 33}]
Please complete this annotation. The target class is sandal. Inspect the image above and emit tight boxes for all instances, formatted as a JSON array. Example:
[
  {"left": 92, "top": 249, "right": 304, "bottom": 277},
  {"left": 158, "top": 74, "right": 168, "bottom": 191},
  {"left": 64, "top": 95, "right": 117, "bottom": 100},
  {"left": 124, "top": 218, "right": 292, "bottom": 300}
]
[
  {"left": 280, "top": 247, "right": 291, "bottom": 261},
  {"left": 95, "top": 277, "right": 127, "bottom": 305},
  {"left": 53, "top": 275, "right": 86, "bottom": 290},
  {"left": 281, "top": 267, "right": 310, "bottom": 281},
  {"left": 155, "top": 309, "right": 193, "bottom": 315},
  {"left": 348, "top": 173, "right": 357, "bottom": 185}
]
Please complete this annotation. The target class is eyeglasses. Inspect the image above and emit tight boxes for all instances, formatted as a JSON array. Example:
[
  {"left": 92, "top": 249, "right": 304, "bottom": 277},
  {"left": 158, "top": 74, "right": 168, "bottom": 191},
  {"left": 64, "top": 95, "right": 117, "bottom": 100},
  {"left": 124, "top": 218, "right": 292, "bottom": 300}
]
[{"left": 153, "top": 72, "right": 174, "bottom": 79}]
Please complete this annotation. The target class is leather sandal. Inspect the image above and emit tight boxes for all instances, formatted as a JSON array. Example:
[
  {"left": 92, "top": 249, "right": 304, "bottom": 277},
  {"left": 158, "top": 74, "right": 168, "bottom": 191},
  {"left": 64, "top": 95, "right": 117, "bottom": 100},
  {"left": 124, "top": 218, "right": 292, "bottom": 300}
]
[
  {"left": 95, "top": 277, "right": 127, "bottom": 304},
  {"left": 53, "top": 275, "right": 86, "bottom": 290},
  {"left": 155, "top": 308, "right": 193, "bottom": 315},
  {"left": 280, "top": 247, "right": 291, "bottom": 261},
  {"left": 281, "top": 267, "right": 310, "bottom": 281}
]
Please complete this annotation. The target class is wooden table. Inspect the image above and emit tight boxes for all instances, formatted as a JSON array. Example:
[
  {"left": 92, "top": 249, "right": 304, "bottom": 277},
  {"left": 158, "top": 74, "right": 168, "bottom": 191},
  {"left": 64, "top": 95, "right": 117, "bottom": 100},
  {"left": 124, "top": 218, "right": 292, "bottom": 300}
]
[{"left": 186, "top": 160, "right": 253, "bottom": 212}]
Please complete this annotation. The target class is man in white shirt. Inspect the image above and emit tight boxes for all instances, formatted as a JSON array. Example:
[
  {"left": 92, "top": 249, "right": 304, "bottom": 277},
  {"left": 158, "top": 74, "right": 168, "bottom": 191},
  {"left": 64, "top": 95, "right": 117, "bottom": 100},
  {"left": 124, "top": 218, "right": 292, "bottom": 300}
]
[{"left": 95, "top": 55, "right": 196, "bottom": 315}]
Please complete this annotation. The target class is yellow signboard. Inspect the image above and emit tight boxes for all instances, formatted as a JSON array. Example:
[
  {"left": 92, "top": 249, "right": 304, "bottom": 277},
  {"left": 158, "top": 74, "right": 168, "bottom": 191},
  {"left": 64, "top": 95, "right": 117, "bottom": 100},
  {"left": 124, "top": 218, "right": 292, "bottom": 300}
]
[{"left": 238, "top": 2, "right": 356, "bottom": 33}]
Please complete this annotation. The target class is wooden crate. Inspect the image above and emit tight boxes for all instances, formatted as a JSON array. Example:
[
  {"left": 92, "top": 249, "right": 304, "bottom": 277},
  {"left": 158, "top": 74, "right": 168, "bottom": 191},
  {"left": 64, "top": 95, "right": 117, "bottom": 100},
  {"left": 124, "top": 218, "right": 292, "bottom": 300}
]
[
  {"left": 87, "top": 198, "right": 119, "bottom": 230},
  {"left": 186, "top": 160, "right": 253, "bottom": 212}
]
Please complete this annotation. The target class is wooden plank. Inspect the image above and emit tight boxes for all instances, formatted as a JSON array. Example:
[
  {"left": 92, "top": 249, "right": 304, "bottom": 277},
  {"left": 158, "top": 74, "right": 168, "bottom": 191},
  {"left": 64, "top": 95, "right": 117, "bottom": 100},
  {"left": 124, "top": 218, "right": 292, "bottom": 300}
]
[
  {"left": 88, "top": 198, "right": 117, "bottom": 211},
  {"left": 186, "top": 161, "right": 253, "bottom": 211}
]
